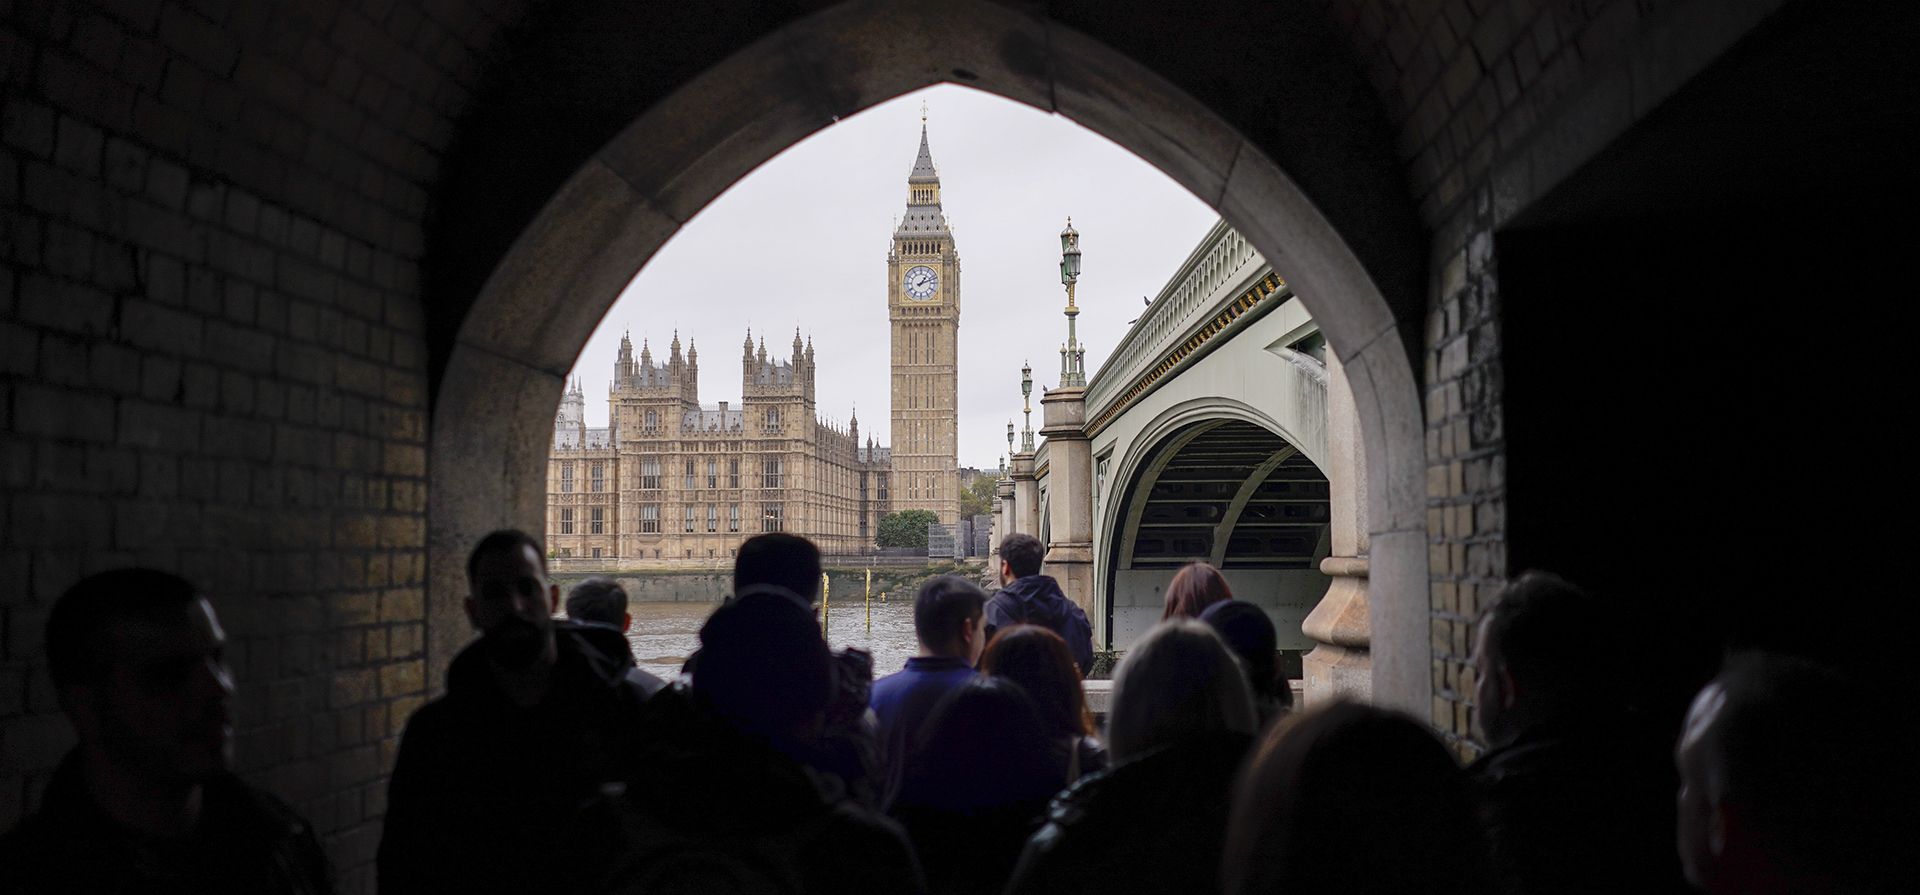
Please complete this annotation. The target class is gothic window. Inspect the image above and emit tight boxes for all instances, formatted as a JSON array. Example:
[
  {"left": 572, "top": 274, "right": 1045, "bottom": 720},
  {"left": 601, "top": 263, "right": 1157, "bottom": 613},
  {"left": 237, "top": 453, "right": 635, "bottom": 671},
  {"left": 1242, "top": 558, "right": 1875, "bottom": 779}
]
[
  {"left": 764, "top": 408, "right": 782, "bottom": 431},
  {"left": 706, "top": 460, "right": 718, "bottom": 489},
  {"left": 728, "top": 459, "right": 740, "bottom": 488},
  {"left": 728, "top": 505, "right": 740, "bottom": 532},
  {"left": 641, "top": 504, "right": 660, "bottom": 533},
  {"left": 644, "top": 409, "right": 657, "bottom": 432},
  {"left": 684, "top": 459, "right": 696, "bottom": 489},
  {"left": 560, "top": 508, "right": 574, "bottom": 534},
  {"left": 559, "top": 463, "right": 573, "bottom": 493},
  {"left": 762, "top": 458, "right": 783, "bottom": 489},
  {"left": 683, "top": 505, "right": 696, "bottom": 533},
  {"left": 640, "top": 457, "right": 661, "bottom": 490},
  {"left": 706, "top": 504, "right": 717, "bottom": 533},
  {"left": 590, "top": 507, "right": 604, "bottom": 534},
  {"left": 591, "top": 547, "right": 602, "bottom": 558},
  {"left": 590, "top": 462, "right": 605, "bottom": 492},
  {"left": 762, "top": 504, "right": 783, "bottom": 532}
]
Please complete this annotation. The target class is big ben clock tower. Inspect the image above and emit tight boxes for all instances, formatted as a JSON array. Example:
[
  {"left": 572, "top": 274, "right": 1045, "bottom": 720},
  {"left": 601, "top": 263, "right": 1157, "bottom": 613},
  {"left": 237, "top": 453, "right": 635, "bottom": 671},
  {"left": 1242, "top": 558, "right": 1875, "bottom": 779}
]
[{"left": 888, "top": 114, "right": 961, "bottom": 529}]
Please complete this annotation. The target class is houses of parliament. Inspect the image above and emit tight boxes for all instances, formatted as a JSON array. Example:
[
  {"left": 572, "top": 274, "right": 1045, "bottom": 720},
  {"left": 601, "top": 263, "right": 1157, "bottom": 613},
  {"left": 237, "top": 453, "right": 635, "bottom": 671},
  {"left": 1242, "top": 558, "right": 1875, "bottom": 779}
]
[{"left": 546, "top": 122, "right": 962, "bottom": 565}]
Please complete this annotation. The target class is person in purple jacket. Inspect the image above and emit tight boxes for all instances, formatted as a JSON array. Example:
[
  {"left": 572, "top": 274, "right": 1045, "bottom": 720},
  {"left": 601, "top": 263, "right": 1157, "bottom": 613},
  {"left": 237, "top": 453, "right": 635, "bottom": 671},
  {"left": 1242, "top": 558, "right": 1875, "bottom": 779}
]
[
  {"left": 986, "top": 534, "right": 1094, "bottom": 677},
  {"left": 870, "top": 574, "right": 986, "bottom": 809}
]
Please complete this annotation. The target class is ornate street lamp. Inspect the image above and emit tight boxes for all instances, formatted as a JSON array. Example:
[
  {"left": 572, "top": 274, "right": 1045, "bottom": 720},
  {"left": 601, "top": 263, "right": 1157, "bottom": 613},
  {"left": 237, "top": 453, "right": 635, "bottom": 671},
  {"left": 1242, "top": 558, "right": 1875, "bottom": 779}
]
[
  {"left": 1006, "top": 420, "right": 1015, "bottom": 458},
  {"left": 1020, "top": 360, "right": 1035, "bottom": 451},
  {"left": 1057, "top": 218, "right": 1086, "bottom": 387}
]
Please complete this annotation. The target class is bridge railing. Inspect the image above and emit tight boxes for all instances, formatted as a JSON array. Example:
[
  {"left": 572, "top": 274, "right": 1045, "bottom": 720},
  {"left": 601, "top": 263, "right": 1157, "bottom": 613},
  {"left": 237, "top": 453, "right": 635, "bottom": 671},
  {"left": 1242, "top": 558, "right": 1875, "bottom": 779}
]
[{"left": 1084, "top": 219, "right": 1271, "bottom": 419}]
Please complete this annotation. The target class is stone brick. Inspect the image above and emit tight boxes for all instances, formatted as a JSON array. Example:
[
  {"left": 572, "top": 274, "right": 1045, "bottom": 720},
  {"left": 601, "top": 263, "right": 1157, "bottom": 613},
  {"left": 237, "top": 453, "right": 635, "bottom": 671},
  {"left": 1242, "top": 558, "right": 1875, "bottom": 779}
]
[{"left": 378, "top": 659, "right": 423, "bottom": 697}]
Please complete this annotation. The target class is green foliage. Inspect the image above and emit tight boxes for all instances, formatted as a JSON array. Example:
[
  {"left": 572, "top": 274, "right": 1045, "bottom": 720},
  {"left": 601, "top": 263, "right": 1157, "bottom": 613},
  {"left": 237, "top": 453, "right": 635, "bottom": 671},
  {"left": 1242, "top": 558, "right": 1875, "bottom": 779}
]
[
  {"left": 876, "top": 509, "right": 939, "bottom": 548},
  {"left": 959, "top": 475, "right": 998, "bottom": 518}
]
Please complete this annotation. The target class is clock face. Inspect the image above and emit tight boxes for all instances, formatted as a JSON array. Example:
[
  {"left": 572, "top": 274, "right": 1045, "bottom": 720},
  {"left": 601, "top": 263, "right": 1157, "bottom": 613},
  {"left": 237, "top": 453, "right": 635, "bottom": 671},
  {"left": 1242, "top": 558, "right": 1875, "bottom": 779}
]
[{"left": 904, "top": 265, "right": 939, "bottom": 300}]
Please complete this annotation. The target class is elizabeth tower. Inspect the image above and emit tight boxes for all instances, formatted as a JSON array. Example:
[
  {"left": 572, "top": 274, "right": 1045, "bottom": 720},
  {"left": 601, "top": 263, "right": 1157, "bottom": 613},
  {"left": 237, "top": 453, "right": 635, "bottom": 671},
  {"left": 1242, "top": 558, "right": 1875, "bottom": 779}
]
[{"left": 888, "top": 118, "right": 960, "bottom": 528}]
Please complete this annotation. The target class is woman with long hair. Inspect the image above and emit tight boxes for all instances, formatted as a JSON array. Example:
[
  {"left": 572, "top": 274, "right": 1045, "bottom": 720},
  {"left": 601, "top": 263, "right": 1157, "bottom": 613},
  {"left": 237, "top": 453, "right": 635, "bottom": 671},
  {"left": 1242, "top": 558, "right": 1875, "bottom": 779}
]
[
  {"left": 980, "top": 625, "right": 1106, "bottom": 779},
  {"left": 1160, "top": 561, "right": 1233, "bottom": 621},
  {"left": 1220, "top": 701, "right": 1493, "bottom": 895},
  {"left": 1006, "top": 620, "right": 1257, "bottom": 895}
]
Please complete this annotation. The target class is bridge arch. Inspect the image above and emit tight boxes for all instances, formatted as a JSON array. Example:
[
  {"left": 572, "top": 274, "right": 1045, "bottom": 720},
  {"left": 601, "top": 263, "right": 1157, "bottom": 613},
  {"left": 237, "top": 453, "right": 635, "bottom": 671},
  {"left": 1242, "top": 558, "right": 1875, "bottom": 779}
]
[
  {"left": 427, "top": 0, "right": 1431, "bottom": 711},
  {"left": 1099, "top": 407, "right": 1331, "bottom": 652}
]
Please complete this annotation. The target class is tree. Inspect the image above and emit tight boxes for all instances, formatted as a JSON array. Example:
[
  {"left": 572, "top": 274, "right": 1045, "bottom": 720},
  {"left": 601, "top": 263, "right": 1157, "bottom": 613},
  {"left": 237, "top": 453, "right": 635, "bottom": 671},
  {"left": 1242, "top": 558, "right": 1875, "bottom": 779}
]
[
  {"left": 959, "top": 475, "right": 998, "bottom": 518},
  {"left": 877, "top": 509, "right": 938, "bottom": 549}
]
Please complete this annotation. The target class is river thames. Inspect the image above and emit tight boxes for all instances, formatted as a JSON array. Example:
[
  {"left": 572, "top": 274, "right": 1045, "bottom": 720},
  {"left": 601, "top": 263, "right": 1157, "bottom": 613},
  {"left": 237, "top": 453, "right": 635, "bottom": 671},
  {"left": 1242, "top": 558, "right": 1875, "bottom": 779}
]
[{"left": 621, "top": 598, "right": 923, "bottom": 681}]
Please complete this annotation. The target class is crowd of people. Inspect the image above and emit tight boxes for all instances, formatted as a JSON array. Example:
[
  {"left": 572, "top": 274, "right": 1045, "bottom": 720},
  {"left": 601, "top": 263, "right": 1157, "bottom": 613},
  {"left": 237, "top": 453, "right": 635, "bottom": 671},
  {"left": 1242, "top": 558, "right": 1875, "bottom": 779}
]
[{"left": 0, "top": 530, "right": 1909, "bottom": 894}]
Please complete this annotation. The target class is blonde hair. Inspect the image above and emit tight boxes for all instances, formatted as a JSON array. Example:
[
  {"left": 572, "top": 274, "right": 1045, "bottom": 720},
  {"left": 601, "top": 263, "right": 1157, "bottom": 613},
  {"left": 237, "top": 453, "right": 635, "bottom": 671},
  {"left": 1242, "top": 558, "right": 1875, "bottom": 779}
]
[{"left": 1107, "top": 620, "right": 1256, "bottom": 760}]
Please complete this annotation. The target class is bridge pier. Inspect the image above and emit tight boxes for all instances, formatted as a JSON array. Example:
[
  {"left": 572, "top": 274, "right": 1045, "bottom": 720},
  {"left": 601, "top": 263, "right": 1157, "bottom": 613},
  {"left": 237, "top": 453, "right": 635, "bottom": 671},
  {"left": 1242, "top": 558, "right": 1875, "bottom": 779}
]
[
  {"left": 1041, "top": 386, "right": 1097, "bottom": 621},
  {"left": 1302, "top": 352, "right": 1372, "bottom": 703}
]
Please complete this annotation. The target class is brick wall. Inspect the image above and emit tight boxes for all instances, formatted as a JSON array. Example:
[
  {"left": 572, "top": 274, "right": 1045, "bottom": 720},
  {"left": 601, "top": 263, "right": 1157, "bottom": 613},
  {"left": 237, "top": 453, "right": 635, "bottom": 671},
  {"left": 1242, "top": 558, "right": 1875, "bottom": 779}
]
[
  {"left": 1, "top": 1, "right": 508, "bottom": 889},
  {"left": 1320, "top": 0, "right": 1780, "bottom": 756}
]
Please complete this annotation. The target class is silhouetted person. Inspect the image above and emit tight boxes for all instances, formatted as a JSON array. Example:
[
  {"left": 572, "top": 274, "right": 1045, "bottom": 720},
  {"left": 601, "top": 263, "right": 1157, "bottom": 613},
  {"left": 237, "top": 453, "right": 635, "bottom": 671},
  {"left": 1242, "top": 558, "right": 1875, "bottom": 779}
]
[
  {"left": 895, "top": 677, "right": 1066, "bottom": 895},
  {"left": 1676, "top": 653, "right": 1908, "bottom": 894},
  {"left": 1220, "top": 701, "right": 1493, "bottom": 895},
  {"left": 1006, "top": 620, "right": 1257, "bottom": 895},
  {"left": 611, "top": 590, "right": 924, "bottom": 893},
  {"left": 1467, "top": 571, "right": 1686, "bottom": 895},
  {"left": 1200, "top": 599, "right": 1293, "bottom": 728},
  {"left": 564, "top": 577, "right": 666, "bottom": 698},
  {"left": 871, "top": 574, "right": 986, "bottom": 808},
  {"left": 1160, "top": 561, "right": 1233, "bottom": 620},
  {"left": 981, "top": 625, "right": 1106, "bottom": 780},
  {"left": 716, "top": 532, "right": 881, "bottom": 804},
  {"left": 377, "top": 530, "right": 652, "bottom": 894},
  {"left": 0, "top": 569, "right": 332, "bottom": 894},
  {"left": 733, "top": 530, "right": 825, "bottom": 607},
  {"left": 988, "top": 533, "right": 1093, "bottom": 676}
]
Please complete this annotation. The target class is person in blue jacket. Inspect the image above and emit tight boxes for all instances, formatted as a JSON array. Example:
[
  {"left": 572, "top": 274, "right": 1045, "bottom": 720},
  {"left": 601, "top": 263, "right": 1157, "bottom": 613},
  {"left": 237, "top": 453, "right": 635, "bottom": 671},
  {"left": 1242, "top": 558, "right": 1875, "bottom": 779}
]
[{"left": 986, "top": 534, "right": 1093, "bottom": 677}]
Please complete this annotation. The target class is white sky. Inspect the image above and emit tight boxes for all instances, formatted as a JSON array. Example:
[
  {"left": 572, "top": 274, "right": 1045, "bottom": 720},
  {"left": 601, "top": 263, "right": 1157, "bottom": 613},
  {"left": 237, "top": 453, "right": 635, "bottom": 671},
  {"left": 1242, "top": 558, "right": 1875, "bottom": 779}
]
[{"left": 567, "top": 83, "right": 1218, "bottom": 470}]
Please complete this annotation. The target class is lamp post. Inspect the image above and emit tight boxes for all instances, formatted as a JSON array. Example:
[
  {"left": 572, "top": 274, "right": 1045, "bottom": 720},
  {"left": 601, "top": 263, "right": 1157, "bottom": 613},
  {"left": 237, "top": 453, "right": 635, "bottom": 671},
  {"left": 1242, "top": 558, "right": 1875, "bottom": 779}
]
[
  {"left": 1007, "top": 420, "right": 1016, "bottom": 459},
  {"left": 1020, "top": 361, "right": 1035, "bottom": 450},
  {"left": 1058, "top": 218, "right": 1085, "bottom": 387}
]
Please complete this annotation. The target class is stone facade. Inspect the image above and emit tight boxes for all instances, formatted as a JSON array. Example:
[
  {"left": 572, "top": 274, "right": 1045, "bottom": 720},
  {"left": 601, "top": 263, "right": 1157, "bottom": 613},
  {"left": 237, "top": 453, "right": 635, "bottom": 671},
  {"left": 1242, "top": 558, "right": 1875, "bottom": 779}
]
[{"left": 546, "top": 330, "right": 890, "bottom": 566}]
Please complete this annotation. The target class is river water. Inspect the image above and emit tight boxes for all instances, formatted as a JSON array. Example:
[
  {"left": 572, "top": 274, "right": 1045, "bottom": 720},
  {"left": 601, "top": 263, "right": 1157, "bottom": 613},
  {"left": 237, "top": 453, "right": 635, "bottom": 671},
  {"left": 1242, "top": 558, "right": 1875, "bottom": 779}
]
[{"left": 623, "top": 598, "right": 923, "bottom": 682}]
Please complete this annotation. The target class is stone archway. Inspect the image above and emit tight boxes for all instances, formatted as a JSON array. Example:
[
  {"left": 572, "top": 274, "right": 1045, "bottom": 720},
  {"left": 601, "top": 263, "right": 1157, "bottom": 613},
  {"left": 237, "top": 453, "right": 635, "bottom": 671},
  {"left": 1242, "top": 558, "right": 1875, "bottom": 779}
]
[
  {"left": 1101, "top": 419, "right": 1330, "bottom": 655},
  {"left": 427, "top": 0, "right": 1431, "bottom": 712}
]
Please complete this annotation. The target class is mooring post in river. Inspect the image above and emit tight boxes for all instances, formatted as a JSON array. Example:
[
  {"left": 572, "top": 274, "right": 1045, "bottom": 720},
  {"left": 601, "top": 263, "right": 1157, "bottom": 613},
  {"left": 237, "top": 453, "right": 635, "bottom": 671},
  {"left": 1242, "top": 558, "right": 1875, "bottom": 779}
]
[
  {"left": 820, "top": 572, "right": 830, "bottom": 632},
  {"left": 865, "top": 568, "right": 872, "bottom": 633}
]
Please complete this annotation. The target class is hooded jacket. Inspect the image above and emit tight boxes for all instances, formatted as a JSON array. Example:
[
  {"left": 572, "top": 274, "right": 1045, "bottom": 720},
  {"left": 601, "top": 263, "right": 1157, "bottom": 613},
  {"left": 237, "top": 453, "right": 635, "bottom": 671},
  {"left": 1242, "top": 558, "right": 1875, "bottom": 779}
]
[
  {"left": 376, "top": 621, "right": 652, "bottom": 895},
  {"left": 985, "top": 575, "right": 1094, "bottom": 676}
]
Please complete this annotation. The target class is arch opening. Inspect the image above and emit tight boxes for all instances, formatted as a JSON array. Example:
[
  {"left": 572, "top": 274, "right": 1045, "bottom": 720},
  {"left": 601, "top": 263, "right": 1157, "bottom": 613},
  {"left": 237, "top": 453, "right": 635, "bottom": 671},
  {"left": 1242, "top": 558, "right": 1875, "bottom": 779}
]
[{"left": 427, "top": 0, "right": 1431, "bottom": 712}]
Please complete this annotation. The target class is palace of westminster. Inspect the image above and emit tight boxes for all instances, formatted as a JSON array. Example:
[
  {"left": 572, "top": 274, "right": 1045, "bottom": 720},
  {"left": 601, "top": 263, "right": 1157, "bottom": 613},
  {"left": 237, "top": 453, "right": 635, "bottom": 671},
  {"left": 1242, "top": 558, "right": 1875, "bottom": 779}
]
[{"left": 546, "top": 122, "right": 962, "bottom": 564}]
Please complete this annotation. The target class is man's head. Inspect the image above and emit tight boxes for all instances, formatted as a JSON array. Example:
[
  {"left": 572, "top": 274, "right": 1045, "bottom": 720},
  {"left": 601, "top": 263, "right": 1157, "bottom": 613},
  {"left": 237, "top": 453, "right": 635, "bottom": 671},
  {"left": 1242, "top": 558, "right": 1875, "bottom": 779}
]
[
  {"left": 464, "top": 529, "right": 558, "bottom": 670},
  {"left": 913, "top": 575, "right": 988, "bottom": 664},
  {"left": 565, "top": 577, "right": 630, "bottom": 631},
  {"left": 1471, "top": 571, "right": 1606, "bottom": 744},
  {"left": 997, "top": 533, "right": 1044, "bottom": 585},
  {"left": 694, "top": 590, "right": 832, "bottom": 740},
  {"left": 734, "top": 533, "right": 822, "bottom": 605},
  {"left": 47, "top": 569, "right": 235, "bottom": 784},
  {"left": 1676, "top": 654, "right": 1889, "bottom": 892}
]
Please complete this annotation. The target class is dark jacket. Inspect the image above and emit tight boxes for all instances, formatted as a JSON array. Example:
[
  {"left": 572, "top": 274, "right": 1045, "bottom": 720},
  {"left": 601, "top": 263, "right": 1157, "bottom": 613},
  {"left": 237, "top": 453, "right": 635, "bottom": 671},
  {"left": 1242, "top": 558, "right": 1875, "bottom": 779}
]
[
  {"left": 376, "top": 621, "right": 653, "bottom": 895},
  {"left": 1468, "top": 719, "right": 1689, "bottom": 895},
  {"left": 608, "top": 684, "right": 925, "bottom": 893},
  {"left": 985, "top": 575, "right": 1094, "bottom": 676},
  {"left": 0, "top": 751, "right": 331, "bottom": 895},
  {"left": 1005, "top": 730, "right": 1253, "bottom": 895},
  {"left": 871, "top": 656, "right": 978, "bottom": 809}
]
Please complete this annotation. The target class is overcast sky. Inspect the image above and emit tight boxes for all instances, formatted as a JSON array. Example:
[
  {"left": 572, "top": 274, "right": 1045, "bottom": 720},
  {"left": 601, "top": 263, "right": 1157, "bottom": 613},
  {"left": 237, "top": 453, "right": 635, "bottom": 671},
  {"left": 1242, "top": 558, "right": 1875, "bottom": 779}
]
[{"left": 568, "top": 83, "right": 1219, "bottom": 470}]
